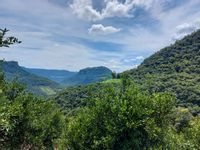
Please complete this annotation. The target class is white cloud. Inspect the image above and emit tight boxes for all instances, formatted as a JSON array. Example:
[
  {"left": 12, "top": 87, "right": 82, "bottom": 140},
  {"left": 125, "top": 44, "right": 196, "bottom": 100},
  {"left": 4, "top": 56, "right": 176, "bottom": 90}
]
[
  {"left": 101, "top": 0, "right": 134, "bottom": 18},
  {"left": 103, "top": 58, "right": 138, "bottom": 72},
  {"left": 135, "top": 56, "right": 144, "bottom": 60},
  {"left": 172, "top": 20, "right": 200, "bottom": 40},
  {"left": 70, "top": 0, "right": 154, "bottom": 21},
  {"left": 104, "top": 59, "right": 122, "bottom": 70},
  {"left": 88, "top": 24, "right": 121, "bottom": 35},
  {"left": 70, "top": 0, "right": 102, "bottom": 21},
  {"left": 96, "top": 0, "right": 200, "bottom": 53},
  {"left": 176, "top": 23, "right": 196, "bottom": 34}
]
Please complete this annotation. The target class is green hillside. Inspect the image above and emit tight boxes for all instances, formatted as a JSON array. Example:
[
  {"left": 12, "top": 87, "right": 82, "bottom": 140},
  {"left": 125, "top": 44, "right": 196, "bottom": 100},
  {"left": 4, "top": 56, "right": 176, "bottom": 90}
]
[
  {"left": 54, "top": 80, "right": 121, "bottom": 113},
  {"left": 2, "top": 61, "right": 60, "bottom": 96},
  {"left": 63, "top": 66, "right": 113, "bottom": 86},
  {"left": 123, "top": 30, "right": 200, "bottom": 106}
]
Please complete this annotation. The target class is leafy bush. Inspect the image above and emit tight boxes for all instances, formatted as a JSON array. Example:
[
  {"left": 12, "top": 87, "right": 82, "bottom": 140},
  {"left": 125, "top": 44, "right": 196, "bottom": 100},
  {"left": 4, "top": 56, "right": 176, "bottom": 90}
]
[
  {"left": 61, "top": 79, "right": 176, "bottom": 149},
  {"left": 0, "top": 73, "right": 64, "bottom": 149}
]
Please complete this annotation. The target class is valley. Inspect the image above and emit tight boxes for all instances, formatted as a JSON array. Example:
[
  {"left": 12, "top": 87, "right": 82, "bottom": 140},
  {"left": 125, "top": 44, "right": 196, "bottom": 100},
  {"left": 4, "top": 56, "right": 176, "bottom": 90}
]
[{"left": 1, "top": 0, "right": 200, "bottom": 148}]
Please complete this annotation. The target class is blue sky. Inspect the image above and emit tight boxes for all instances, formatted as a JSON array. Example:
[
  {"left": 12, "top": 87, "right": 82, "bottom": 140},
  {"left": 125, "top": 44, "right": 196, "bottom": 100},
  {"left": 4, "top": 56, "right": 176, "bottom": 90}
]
[{"left": 0, "top": 0, "right": 200, "bottom": 72}]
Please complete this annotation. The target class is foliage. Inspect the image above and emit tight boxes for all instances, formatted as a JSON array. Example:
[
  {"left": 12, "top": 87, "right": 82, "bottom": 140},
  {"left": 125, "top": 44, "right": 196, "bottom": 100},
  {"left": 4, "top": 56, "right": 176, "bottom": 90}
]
[
  {"left": 186, "top": 117, "right": 200, "bottom": 147},
  {"left": 61, "top": 79, "right": 177, "bottom": 149},
  {"left": 54, "top": 81, "right": 121, "bottom": 114},
  {"left": 123, "top": 30, "right": 200, "bottom": 107},
  {"left": 0, "top": 28, "right": 21, "bottom": 47},
  {"left": 0, "top": 74, "right": 64, "bottom": 149},
  {"left": 1, "top": 28, "right": 200, "bottom": 149}
]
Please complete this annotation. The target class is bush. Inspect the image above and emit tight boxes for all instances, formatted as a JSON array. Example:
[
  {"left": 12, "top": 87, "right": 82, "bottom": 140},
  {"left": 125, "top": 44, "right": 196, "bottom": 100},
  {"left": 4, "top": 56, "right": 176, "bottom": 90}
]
[
  {"left": 0, "top": 75, "right": 64, "bottom": 149},
  {"left": 62, "top": 80, "right": 176, "bottom": 149}
]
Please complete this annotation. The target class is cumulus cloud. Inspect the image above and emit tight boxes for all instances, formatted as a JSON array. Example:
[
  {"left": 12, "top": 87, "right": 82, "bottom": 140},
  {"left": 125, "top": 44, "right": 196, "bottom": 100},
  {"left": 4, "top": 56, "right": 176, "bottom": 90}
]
[
  {"left": 172, "top": 20, "right": 200, "bottom": 40},
  {"left": 70, "top": 0, "right": 154, "bottom": 21},
  {"left": 101, "top": 0, "right": 134, "bottom": 18},
  {"left": 70, "top": 0, "right": 102, "bottom": 21},
  {"left": 88, "top": 24, "right": 121, "bottom": 35}
]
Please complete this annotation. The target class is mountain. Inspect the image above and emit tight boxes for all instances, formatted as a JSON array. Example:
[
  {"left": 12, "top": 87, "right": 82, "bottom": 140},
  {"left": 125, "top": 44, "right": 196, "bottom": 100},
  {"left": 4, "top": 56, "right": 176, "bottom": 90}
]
[
  {"left": 54, "top": 79, "right": 120, "bottom": 113},
  {"left": 63, "top": 66, "right": 113, "bottom": 86},
  {"left": 24, "top": 68, "right": 76, "bottom": 83},
  {"left": 2, "top": 61, "right": 61, "bottom": 96},
  {"left": 53, "top": 30, "right": 200, "bottom": 114},
  {"left": 123, "top": 30, "right": 200, "bottom": 106}
]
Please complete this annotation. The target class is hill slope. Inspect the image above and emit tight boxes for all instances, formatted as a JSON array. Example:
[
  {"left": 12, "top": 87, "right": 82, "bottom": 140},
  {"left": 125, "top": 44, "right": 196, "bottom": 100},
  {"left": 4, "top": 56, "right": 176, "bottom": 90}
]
[
  {"left": 24, "top": 68, "right": 76, "bottom": 83},
  {"left": 2, "top": 61, "right": 60, "bottom": 95},
  {"left": 63, "top": 66, "right": 113, "bottom": 86},
  {"left": 54, "top": 80, "right": 121, "bottom": 113},
  {"left": 124, "top": 30, "right": 200, "bottom": 106}
]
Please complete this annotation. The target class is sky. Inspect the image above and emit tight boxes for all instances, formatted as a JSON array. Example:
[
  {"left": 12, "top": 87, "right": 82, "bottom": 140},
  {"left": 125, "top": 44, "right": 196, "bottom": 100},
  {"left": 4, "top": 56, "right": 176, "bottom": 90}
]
[{"left": 0, "top": 0, "right": 200, "bottom": 72}]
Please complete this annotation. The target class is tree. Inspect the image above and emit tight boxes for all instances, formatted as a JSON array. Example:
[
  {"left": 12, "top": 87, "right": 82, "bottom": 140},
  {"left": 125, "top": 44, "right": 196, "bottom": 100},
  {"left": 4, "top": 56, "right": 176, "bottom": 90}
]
[
  {"left": 63, "top": 79, "right": 176, "bottom": 149},
  {"left": 0, "top": 28, "right": 21, "bottom": 47},
  {"left": 0, "top": 79, "right": 65, "bottom": 149},
  {"left": 111, "top": 71, "right": 117, "bottom": 79},
  {"left": 0, "top": 29, "right": 64, "bottom": 148}
]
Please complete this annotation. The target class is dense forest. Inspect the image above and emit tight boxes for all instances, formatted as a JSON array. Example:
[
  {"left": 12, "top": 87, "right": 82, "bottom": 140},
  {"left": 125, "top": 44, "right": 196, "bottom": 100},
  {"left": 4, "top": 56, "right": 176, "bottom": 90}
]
[
  {"left": 123, "top": 30, "right": 200, "bottom": 115},
  {"left": 0, "top": 29, "right": 200, "bottom": 149}
]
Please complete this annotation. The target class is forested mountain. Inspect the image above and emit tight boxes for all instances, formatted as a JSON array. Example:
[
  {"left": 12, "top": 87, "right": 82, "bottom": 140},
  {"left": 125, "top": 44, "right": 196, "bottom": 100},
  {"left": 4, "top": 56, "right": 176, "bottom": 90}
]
[
  {"left": 2, "top": 61, "right": 60, "bottom": 95},
  {"left": 55, "top": 30, "right": 200, "bottom": 115},
  {"left": 24, "top": 66, "right": 112, "bottom": 86},
  {"left": 63, "top": 66, "right": 113, "bottom": 86},
  {"left": 24, "top": 68, "right": 76, "bottom": 83},
  {"left": 2, "top": 61, "right": 113, "bottom": 95},
  {"left": 123, "top": 29, "right": 200, "bottom": 106}
]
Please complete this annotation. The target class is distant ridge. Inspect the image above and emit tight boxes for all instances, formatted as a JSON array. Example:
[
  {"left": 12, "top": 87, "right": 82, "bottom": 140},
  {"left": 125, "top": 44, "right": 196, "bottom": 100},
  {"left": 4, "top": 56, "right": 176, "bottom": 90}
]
[
  {"left": 2, "top": 61, "right": 60, "bottom": 96},
  {"left": 24, "top": 68, "right": 76, "bottom": 83},
  {"left": 2, "top": 60, "right": 113, "bottom": 95},
  {"left": 63, "top": 66, "right": 113, "bottom": 86}
]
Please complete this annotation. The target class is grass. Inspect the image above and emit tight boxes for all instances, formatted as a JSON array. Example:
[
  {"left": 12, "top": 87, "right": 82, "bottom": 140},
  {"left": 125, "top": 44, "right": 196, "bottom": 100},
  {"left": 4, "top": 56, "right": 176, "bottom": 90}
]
[
  {"left": 102, "top": 79, "right": 121, "bottom": 84},
  {"left": 40, "top": 86, "right": 56, "bottom": 95}
]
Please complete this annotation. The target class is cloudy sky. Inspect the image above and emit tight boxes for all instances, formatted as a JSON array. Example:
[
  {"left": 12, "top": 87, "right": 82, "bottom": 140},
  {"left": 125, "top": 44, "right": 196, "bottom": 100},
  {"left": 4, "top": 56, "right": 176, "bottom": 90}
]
[{"left": 0, "top": 0, "right": 200, "bottom": 72}]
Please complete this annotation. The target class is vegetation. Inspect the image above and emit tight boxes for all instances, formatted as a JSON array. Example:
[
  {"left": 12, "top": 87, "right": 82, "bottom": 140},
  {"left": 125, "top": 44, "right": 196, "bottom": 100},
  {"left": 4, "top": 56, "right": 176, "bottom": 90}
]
[
  {"left": 0, "top": 61, "right": 65, "bottom": 149},
  {"left": 123, "top": 30, "right": 200, "bottom": 108},
  {"left": 58, "top": 78, "right": 200, "bottom": 149},
  {"left": 61, "top": 79, "right": 176, "bottom": 149},
  {"left": 0, "top": 30, "right": 64, "bottom": 149},
  {"left": 53, "top": 30, "right": 200, "bottom": 149},
  {"left": 1, "top": 65, "right": 200, "bottom": 149},
  {"left": 54, "top": 82, "right": 120, "bottom": 113},
  {"left": 0, "top": 29, "right": 200, "bottom": 149},
  {"left": 0, "top": 28, "right": 21, "bottom": 47}
]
